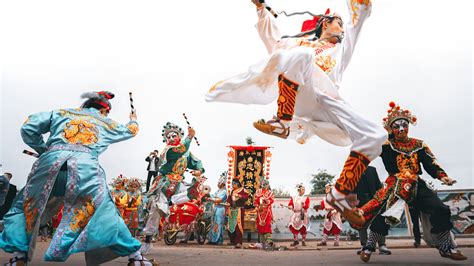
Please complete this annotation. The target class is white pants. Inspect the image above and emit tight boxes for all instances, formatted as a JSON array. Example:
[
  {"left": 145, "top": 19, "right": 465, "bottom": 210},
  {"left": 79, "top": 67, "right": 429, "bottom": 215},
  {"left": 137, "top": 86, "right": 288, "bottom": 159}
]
[
  {"left": 142, "top": 192, "right": 168, "bottom": 236},
  {"left": 277, "top": 47, "right": 387, "bottom": 160},
  {"left": 142, "top": 183, "right": 194, "bottom": 236},
  {"left": 206, "top": 46, "right": 387, "bottom": 160}
]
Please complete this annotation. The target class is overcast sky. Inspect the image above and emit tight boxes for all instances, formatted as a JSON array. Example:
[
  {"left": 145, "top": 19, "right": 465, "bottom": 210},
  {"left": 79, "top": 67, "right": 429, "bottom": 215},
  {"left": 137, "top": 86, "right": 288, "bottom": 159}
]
[{"left": 1, "top": 0, "right": 472, "bottom": 194}]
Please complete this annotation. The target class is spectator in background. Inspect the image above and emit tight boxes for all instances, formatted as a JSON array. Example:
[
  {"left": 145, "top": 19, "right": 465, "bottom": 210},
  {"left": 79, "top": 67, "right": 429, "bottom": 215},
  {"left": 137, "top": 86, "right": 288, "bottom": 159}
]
[
  {"left": 145, "top": 150, "right": 160, "bottom": 192},
  {"left": 0, "top": 173, "right": 17, "bottom": 221},
  {"left": 0, "top": 173, "right": 9, "bottom": 207}
]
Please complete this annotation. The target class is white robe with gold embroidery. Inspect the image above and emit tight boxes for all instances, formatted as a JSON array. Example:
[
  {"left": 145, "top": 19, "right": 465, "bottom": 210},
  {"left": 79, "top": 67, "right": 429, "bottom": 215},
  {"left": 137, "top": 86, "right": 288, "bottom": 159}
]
[{"left": 206, "top": 0, "right": 387, "bottom": 160}]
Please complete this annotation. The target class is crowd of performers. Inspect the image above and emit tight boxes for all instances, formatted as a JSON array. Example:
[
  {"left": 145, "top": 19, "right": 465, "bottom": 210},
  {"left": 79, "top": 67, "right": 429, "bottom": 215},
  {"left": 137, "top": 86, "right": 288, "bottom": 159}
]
[
  {"left": 0, "top": 0, "right": 469, "bottom": 265},
  {"left": 111, "top": 175, "right": 143, "bottom": 237}
]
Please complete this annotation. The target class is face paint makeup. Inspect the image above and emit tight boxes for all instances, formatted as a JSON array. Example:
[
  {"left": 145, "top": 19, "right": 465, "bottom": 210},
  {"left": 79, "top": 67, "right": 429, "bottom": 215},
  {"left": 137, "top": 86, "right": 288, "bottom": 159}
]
[
  {"left": 391, "top": 119, "right": 409, "bottom": 140},
  {"left": 166, "top": 132, "right": 181, "bottom": 145}
]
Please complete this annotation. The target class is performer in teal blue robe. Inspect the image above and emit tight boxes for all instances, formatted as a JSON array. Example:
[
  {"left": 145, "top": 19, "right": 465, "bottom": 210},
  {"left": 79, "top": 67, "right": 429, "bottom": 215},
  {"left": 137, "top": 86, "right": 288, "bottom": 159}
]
[
  {"left": 208, "top": 173, "right": 228, "bottom": 245},
  {"left": 0, "top": 91, "right": 156, "bottom": 266}
]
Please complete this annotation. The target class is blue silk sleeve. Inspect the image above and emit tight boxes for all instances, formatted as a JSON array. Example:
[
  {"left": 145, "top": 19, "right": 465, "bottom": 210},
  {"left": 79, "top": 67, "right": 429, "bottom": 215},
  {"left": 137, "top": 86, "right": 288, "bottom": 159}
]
[
  {"left": 20, "top": 111, "right": 53, "bottom": 155},
  {"left": 102, "top": 121, "right": 139, "bottom": 144}
]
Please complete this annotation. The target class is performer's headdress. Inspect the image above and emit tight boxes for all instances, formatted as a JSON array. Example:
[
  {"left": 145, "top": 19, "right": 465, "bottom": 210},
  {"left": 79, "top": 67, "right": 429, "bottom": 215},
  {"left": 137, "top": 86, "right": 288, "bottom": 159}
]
[
  {"left": 296, "top": 183, "right": 305, "bottom": 190},
  {"left": 383, "top": 101, "right": 417, "bottom": 133},
  {"left": 161, "top": 122, "right": 185, "bottom": 143},
  {"left": 81, "top": 91, "right": 114, "bottom": 111},
  {"left": 112, "top": 174, "right": 126, "bottom": 187},
  {"left": 260, "top": 177, "right": 270, "bottom": 188},
  {"left": 218, "top": 171, "right": 227, "bottom": 185},
  {"left": 127, "top": 177, "right": 142, "bottom": 191},
  {"left": 281, "top": 8, "right": 342, "bottom": 39}
]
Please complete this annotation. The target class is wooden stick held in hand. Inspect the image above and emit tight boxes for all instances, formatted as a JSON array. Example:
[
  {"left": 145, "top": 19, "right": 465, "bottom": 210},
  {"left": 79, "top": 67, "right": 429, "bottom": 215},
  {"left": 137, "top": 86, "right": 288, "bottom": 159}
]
[
  {"left": 182, "top": 113, "right": 200, "bottom": 146},
  {"left": 23, "top": 149, "right": 39, "bottom": 158},
  {"left": 129, "top": 92, "right": 135, "bottom": 114}
]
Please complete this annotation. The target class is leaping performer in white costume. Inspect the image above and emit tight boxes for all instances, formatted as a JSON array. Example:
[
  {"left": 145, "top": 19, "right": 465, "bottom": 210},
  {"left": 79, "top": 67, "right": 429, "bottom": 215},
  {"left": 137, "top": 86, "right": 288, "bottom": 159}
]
[{"left": 206, "top": 0, "right": 387, "bottom": 225}]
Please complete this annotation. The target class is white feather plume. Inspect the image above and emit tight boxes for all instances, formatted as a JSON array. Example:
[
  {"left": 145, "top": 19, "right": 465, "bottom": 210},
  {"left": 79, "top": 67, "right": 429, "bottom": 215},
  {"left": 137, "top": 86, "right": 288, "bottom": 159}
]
[{"left": 80, "top": 92, "right": 100, "bottom": 99}]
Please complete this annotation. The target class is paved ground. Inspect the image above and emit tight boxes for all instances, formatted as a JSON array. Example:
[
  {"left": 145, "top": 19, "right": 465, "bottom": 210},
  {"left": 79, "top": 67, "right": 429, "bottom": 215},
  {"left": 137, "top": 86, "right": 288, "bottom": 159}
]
[{"left": 2, "top": 239, "right": 473, "bottom": 265}]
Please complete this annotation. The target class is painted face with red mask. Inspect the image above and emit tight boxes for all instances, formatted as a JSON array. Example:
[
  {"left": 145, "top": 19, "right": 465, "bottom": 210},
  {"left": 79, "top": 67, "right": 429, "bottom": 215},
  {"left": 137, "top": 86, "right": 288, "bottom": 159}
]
[
  {"left": 166, "top": 131, "right": 181, "bottom": 146},
  {"left": 391, "top": 119, "right": 409, "bottom": 141}
]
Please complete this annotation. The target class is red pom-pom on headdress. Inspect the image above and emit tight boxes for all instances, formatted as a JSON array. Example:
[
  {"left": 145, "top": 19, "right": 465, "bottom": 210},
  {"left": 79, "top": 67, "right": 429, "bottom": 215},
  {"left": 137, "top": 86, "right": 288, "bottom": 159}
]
[{"left": 383, "top": 101, "right": 417, "bottom": 133}]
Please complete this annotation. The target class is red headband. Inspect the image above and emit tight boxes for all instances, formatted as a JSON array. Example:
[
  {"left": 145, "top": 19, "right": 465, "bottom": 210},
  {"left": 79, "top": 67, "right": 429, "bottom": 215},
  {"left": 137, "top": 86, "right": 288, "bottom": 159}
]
[
  {"left": 98, "top": 91, "right": 113, "bottom": 99},
  {"left": 97, "top": 101, "right": 111, "bottom": 110}
]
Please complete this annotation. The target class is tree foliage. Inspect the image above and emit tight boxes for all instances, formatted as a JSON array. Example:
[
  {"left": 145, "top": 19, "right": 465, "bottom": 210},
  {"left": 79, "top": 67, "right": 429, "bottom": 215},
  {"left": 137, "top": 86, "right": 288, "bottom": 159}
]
[
  {"left": 310, "top": 169, "right": 335, "bottom": 195},
  {"left": 272, "top": 187, "right": 291, "bottom": 198}
]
